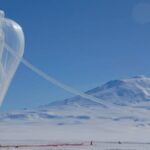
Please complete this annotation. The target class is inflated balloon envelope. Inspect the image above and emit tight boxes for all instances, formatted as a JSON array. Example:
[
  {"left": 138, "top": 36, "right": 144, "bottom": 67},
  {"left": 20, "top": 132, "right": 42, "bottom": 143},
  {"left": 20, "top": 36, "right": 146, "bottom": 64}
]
[
  {"left": 0, "top": 10, "right": 108, "bottom": 108},
  {"left": 0, "top": 10, "right": 24, "bottom": 106}
]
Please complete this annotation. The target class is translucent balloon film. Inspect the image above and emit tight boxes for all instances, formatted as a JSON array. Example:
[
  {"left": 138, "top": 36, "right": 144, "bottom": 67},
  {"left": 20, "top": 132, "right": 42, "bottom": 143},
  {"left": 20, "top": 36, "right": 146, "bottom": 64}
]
[
  {"left": 0, "top": 11, "right": 105, "bottom": 108},
  {"left": 0, "top": 11, "right": 24, "bottom": 105}
]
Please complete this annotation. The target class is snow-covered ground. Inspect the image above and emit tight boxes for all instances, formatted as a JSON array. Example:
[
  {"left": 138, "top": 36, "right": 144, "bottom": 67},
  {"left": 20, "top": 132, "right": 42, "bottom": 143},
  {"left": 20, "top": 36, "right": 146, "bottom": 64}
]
[
  {"left": 0, "top": 119, "right": 150, "bottom": 142},
  {"left": 0, "top": 141, "right": 150, "bottom": 150},
  {"left": 1, "top": 76, "right": 150, "bottom": 149}
]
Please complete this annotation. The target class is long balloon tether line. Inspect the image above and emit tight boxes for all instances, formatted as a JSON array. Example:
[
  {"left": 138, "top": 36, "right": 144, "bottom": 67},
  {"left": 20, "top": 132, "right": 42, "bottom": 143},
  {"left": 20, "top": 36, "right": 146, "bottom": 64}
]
[{"left": 5, "top": 44, "right": 109, "bottom": 108}]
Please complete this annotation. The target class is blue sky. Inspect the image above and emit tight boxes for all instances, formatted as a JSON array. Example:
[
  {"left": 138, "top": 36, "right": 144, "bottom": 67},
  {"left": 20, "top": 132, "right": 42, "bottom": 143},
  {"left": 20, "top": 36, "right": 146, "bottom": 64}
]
[{"left": 1, "top": 0, "right": 150, "bottom": 110}]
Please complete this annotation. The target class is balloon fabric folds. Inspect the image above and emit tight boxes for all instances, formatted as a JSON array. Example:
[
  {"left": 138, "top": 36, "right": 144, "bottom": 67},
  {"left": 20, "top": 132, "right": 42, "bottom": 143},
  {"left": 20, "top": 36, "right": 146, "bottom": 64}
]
[{"left": 0, "top": 10, "right": 24, "bottom": 106}]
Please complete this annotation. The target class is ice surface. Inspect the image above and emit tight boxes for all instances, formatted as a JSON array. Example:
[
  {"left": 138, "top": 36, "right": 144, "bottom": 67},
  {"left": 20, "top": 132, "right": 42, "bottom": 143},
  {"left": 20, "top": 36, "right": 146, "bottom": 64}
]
[{"left": 0, "top": 141, "right": 150, "bottom": 150}]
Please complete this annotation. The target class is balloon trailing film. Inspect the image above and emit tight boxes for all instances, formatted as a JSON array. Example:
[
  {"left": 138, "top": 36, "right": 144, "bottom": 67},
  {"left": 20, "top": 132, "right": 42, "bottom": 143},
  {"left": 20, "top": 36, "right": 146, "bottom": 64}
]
[{"left": 0, "top": 10, "right": 108, "bottom": 107}]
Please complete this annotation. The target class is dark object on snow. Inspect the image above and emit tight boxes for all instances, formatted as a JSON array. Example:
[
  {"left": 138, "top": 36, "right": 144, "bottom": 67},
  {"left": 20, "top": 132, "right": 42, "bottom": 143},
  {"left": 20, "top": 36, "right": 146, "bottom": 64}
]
[{"left": 90, "top": 141, "right": 93, "bottom": 145}]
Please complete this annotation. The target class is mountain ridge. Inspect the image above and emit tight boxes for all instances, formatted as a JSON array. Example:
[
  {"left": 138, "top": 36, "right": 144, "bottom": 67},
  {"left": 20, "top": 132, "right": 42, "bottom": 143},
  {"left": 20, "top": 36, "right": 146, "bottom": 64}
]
[
  {"left": 1, "top": 75, "right": 150, "bottom": 126},
  {"left": 45, "top": 75, "right": 150, "bottom": 107}
]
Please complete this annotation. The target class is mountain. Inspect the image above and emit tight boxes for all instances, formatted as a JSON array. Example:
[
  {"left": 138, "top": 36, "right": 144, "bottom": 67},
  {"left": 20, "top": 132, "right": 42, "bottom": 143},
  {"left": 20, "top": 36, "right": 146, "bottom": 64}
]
[
  {"left": 46, "top": 75, "right": 150, "bottom": 107},
  {"left": 88, "top": 75, "right": 150, "bottom": 104},
  {"left": 1, "top": 75, "right": 150, "bottom": 127}
]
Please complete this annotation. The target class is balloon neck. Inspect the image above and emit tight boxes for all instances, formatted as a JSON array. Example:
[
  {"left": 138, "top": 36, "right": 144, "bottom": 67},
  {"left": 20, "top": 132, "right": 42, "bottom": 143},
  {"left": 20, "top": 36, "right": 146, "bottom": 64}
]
[{"left": 0, "top": 10, "right": 5, "bottom": 18}]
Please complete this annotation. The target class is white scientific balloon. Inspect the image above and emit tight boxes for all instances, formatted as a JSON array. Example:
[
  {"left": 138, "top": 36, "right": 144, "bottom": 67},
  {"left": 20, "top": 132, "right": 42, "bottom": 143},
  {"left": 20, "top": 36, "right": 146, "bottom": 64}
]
[
  {"left": 0, "top": 10, "right": 24, "bottom": 106},
  {"left": 0, "top": 10, "right": 107, "bottom": 108}
]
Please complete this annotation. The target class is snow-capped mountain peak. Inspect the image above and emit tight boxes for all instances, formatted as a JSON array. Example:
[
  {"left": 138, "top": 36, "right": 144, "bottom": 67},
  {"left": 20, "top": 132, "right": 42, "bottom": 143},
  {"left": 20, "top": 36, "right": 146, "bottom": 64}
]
[{"left": 47, "top": 75, "right": 150, "bottom": 107}]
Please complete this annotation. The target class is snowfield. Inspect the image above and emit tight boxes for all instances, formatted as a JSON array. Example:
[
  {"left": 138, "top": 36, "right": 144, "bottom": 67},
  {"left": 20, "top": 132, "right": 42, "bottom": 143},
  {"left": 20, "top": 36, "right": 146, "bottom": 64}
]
[
  {"left": 0, "top": 141, "right": 150, "bottom": 150},
  {"left": 1, "top": 76, "right": 150, "bottom": 149}
]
